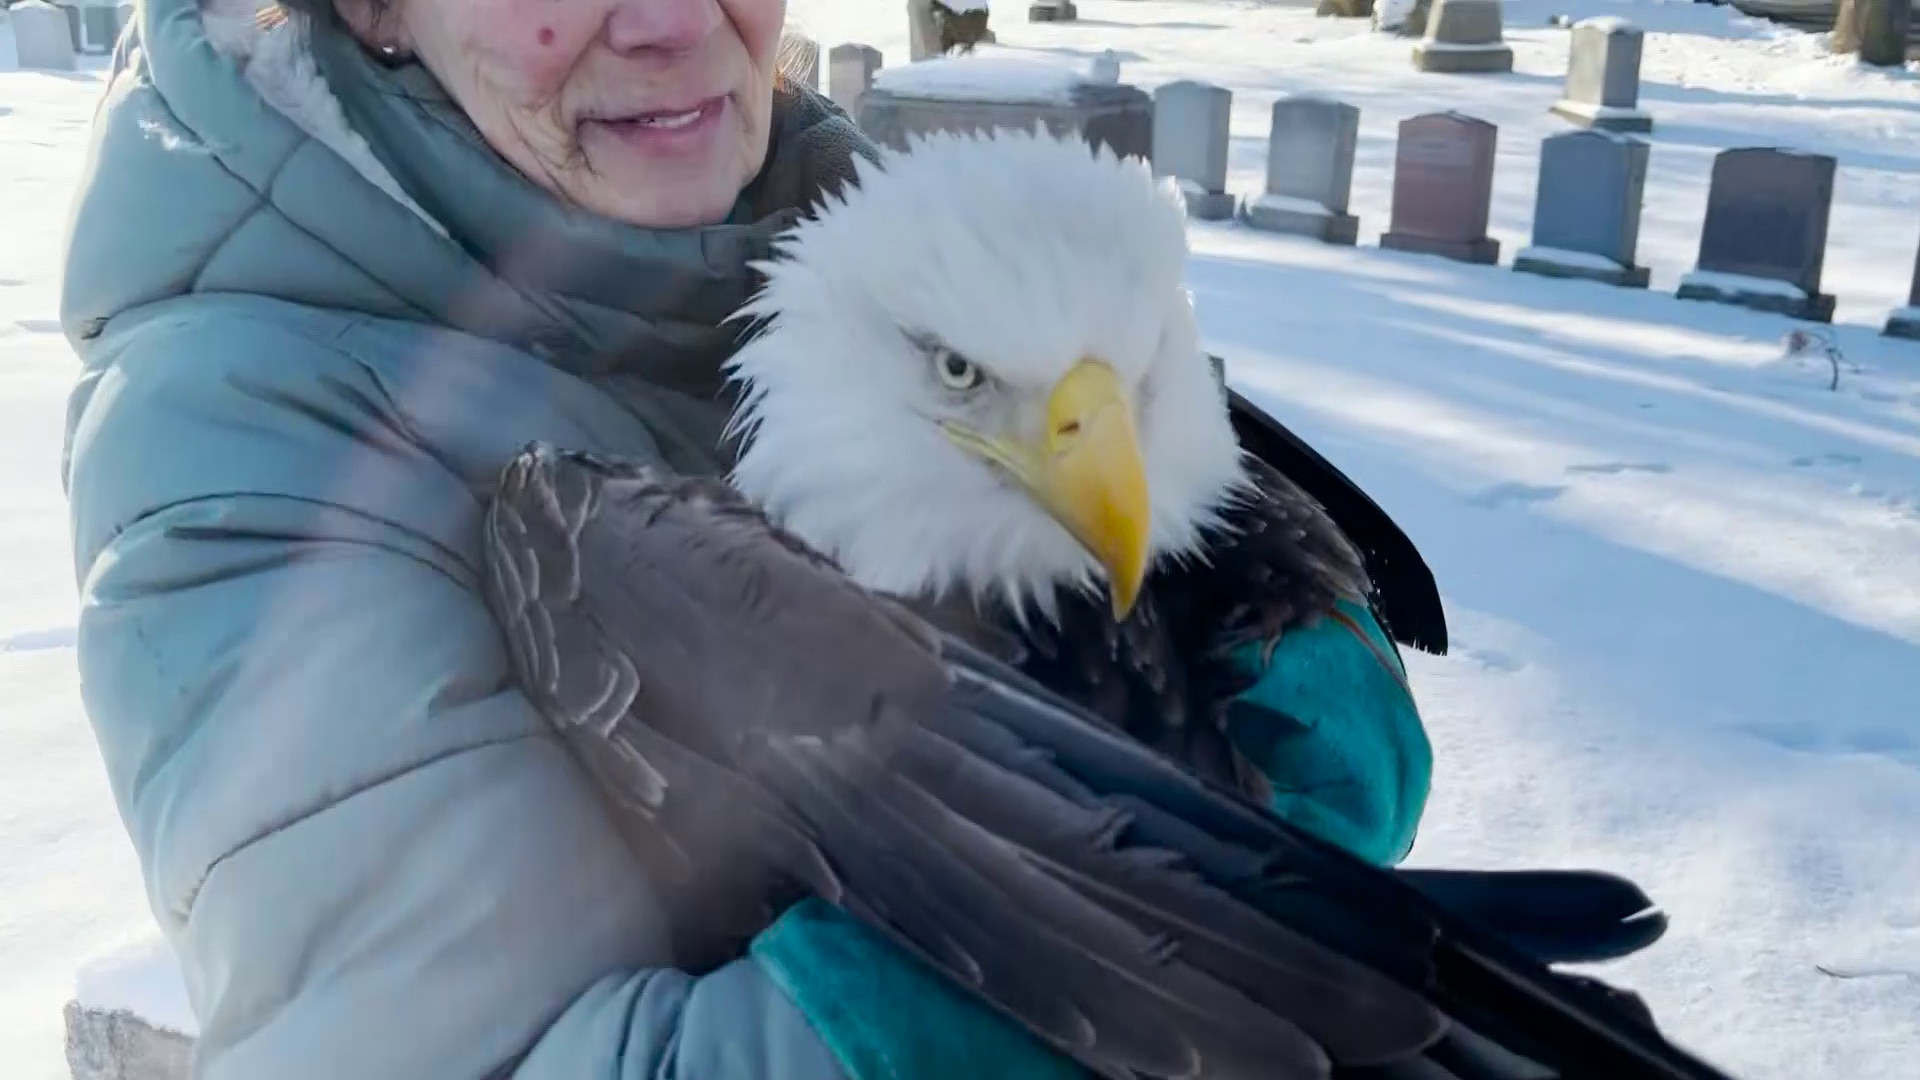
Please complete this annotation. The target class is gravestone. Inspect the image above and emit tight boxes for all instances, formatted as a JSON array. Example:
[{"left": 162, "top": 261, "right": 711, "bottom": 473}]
[
  {"left": 1380, "top": 112, "right": 1500, "bottom": 264},
  {"left": 1411, "top": 0, "right": 1513, "bottom": 73},
  {"left": 0, "top": 6, "right": 18, "bottom": 71},
  {"left": 1676, "top": 148, "right": 1837, "bottom": 322},
  {"left": 1243, "top": 95, "right": 1361, "bottom": 245},
  {"left": 1549, "top": 18, "right": 1651, "bottom": 133},
  {"left": 781, "top": 33, "right": 820, "bottom": 92},
  {"left": 1030, "top": 0, "right": 1079, "bottom": 22},
  {"left": 1152, "top": 80, "right": 1235, "bottom": 220},
  {"left": 11, "top": 0, "right": 76, "bottom": 70},
  {"left": 1512, "top": 130, "right": 1651, "bottom": 287},
  {"left": 858, "top": 55, "right": 1152, "bottom": 162},
  {"left": 78, "top": 0, "right": 117, "bottom": 53},
  {"left": 1834, "top": 0, "right": 1910, "bottom": 66},
  {"left": 1882, "top": 237, "right": 1920, "bottom": 340},
  {"left": 829, "top": 43, "right": 883, "bottom": 116}
]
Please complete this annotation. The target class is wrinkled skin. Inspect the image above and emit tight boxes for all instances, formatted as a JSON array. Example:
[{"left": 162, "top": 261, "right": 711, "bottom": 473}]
[{"left": 335, "top": 0, "right": 785, "bottom": 226}]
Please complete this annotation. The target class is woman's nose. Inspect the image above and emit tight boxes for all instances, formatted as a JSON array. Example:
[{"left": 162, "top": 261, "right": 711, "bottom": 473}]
[{"left": 604, "top": 0, "right": 726, "bottom": 55}]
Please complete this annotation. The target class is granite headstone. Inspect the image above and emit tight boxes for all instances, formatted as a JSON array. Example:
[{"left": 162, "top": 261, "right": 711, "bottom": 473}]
[
  {"left": 1412, "top": 0, "right": 1514, "bottom": 73},
  {"left": 1513, "top": 130, "right": 1651, "bottom": 287},
  {"left": 1677, "top": 148, "right": 1837, "bottom": 322},
  {"left": 1379, "top": 111, "right": 1501, "bottom": 264},
  {"left": 1152, "top": 80, "right": 1235, "bottom": 220},
  {"left": 858, "top": 56, "right": 1152, "bottom": 162},
  {"left": 11, "top": 0, "right": 76, "bottom": 70},
  {"left": 1550, "top": 18, "right": 1651, "bottom": 133},
  {"left": 1884, "top": 237, "right": 1920, "bottom": 339},
  {"left": 829, "top": 43, "right": 883, "bottom": 115},
  {"left": 1242, "top": 95, "right": 1361, "bottom": 245}
]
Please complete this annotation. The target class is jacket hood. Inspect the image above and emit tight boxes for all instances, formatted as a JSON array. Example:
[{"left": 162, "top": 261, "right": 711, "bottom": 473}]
[{"left": 59, "top": 0, "right": 873, "bottom": 385}]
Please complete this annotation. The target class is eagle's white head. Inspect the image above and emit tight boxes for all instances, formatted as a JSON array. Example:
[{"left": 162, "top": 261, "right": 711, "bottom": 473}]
[{"left": 725, "top": 127, "right": 1248, "bottom": 619}]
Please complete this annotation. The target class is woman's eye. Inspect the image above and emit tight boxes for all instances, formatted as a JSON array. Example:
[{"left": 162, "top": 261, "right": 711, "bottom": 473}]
[{"left": 934, "top": 348, "right": 984, "bottom": 391}]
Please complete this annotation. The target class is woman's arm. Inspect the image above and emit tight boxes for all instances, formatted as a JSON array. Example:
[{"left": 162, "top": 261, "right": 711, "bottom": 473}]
[{"left": 64, "top": 303, "right": 851, "bottom": 1080}]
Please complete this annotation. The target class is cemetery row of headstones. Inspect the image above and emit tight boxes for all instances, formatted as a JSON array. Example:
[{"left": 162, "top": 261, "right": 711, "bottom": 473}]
[
  {"left": 5, "top": 0, "right": 132, "bottom": 71},
  {"left": 819, "top": 21, "right": 1912, "bottom": 336}
]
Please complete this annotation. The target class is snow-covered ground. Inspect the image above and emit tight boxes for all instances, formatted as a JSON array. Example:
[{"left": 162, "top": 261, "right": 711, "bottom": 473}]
[{"left": 5, "top": 1, "right": 1919, "bottom": 1077}]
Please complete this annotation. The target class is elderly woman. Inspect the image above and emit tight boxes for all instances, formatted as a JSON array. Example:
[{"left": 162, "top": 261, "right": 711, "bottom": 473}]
[{"left": 59, "top": 1, "right": 1432, "bottom": 1077}]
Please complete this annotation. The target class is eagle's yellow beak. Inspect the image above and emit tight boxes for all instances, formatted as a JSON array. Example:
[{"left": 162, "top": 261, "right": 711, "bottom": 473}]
[
  {"left": 943, "top": 358, "right": 1152, "bottom": 619},
  {"left": 1036, "top": 359, "right": 1152, "bottom": 618}
]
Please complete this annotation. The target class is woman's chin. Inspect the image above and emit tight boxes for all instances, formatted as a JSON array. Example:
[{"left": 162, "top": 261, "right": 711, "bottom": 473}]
[{"left": 574, "top": 99, "right": 759, "bottom": 228}]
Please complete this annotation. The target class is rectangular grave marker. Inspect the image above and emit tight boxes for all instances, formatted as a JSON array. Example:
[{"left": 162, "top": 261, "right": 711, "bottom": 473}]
[
  {"left": 1882, "top": 237, "right": 1920, "bottom": 339},
  {"left": 1411, "top": 0, "right": 1513, "bottom": 73},
  {"left": 830, "top": 43, "right": 883, "bottom": 115},
  {"left": 1550, "top": 17, "right": 1651, "bottom": 133},
  {"left": 1242, "top": 95, "right": 1361, "bottom": 245},
  {"left": 11, "top": 0, "right": 76, "bottom": 70},
  {"left": 1030, "top": 0, "right": 1079, "bottom": 22},
  {"left": 1152, "top": 80, "right": 1235, "bottom": 220},
  {"left": 1379, "top": 111, "right": 1500, "bottom": 264},
  {"left": 1677, "top": 147, "right": 1837, "bottom": 322},
  {"left": 858, "top": 55, "right": 1152, "bottom": 162},
  {"left": 1513, "top": 130, "right": 1650, "bottom": 287}
]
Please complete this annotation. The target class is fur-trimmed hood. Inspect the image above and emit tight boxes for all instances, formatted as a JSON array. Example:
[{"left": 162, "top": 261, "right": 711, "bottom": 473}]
[{"left": 60, "top": 0, "right": 873, "bottom": 381}]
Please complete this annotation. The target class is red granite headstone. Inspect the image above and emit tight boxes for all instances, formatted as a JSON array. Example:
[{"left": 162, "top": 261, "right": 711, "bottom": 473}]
[{"left": 1380, "top": 111, "right": 1501, "bottom": 265}]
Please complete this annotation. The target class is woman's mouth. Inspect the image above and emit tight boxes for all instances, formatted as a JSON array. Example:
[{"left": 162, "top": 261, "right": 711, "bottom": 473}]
[{"left": 583, "top": 97, "right": 728, "bottom": 154}]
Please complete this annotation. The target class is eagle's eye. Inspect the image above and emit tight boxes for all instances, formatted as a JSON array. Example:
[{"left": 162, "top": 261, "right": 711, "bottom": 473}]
[{"left": 934, "top": 347, "right": 985, "bottom": 392}]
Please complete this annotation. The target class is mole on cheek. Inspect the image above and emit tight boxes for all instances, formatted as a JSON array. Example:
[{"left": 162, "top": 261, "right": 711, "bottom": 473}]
[{"left": 536, "top": 26, "right": 554, "bottom": 45}]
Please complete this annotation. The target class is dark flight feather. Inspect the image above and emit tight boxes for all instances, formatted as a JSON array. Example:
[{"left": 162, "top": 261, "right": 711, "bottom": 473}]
[{"left": 482, "top": 444, "right": 1738, "bottom": 1080}]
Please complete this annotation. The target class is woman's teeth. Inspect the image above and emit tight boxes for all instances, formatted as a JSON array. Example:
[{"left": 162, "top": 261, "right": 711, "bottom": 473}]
[{"left": 637, "top": 109, "right": 703, "bottom": 129}]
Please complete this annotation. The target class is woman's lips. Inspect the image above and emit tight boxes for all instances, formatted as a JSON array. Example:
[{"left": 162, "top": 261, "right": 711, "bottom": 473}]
[{"left": 583, "top": 96, "right": 728, "bottom": 155}]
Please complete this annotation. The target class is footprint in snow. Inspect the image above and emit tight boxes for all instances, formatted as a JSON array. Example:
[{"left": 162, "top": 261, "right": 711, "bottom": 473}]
[
  {"left": 1789, "top": 452, "right": 1863, "bottom": 468},
  {"left": 1466, "top": 482, "right": 1566, "bottom": 509},
  {"left": 1565, "top": 461, "right": 1672, "bottom": 476},
  {"left": 0, "top": 626, "right": 78, "bottom": 653}
]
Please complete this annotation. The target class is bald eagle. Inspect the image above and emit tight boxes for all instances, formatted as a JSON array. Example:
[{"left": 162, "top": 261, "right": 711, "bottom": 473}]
[
  {"left": 724, "top": 128, "right": 1439, "bottom": 802},
  {"left": 483, "top": 451, "right": 1727, "bottom": 1080},
  {"left": 478, "top": 130, "right": 1737, "bottom": 1080}
]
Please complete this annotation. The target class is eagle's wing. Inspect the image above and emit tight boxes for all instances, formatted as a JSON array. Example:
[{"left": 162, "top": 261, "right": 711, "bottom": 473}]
[
  {"left": 483, "top": 445, "right": 1734, "bottom": 1080},
  {"left": 1223, "top": 383, "right": 1448, "bottom": 655}
]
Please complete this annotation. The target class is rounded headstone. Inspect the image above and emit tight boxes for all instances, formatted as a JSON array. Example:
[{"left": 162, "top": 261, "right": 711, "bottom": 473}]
[{"left": 11, "top": 0, "right": 77, "bottom": 71}]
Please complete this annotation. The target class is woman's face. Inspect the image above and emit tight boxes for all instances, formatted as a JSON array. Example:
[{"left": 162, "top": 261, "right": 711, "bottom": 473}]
[{"left": 347, "top": 0, "right": 786, "bottom": 227}]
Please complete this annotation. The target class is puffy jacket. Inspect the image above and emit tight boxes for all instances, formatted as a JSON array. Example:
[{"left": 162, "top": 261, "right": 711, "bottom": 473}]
[
  {"left": 63, "top": 3, "right": 874, "bottom": 1077},
  {"left": 61, "top": 3, "right": 1429, "bottom": 1077}
]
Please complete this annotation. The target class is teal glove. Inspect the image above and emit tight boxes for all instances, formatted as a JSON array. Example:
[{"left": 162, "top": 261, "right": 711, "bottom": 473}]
[
  {"left": 1226, "top": 599, "right": 1433, "bottom": 866},
  {"left": 752, "top": 898, "right": 1090, "bottom": 1080}
]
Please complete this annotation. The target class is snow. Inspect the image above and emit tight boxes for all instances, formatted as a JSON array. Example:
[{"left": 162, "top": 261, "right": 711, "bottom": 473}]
[
  {"left": 872, "top": 49, "right": 1093, "bottom": 103},
  {"left": 1515, "top": 244, "right": 1630, "bottom": 272},
  {"left": 1415, "top": 40, "right": 1516, "bottom": 52},
  {"left": 7, "top": 0, "right": 1920, "bottom": 1077},
  {"left": 1552, "top": 97, "right": 1655, "bottom": 121},
  {"left": 1249, "top": 191, "right": 1335, "bottom": 217},
  {"left": 73, "top": 938, "right": 197, "bottom": 1038},
  {"left": 1579, "top": 14, "right": 1639, "bottom": 33},
  {"left": 1681, "top": 268, "right": 1813, "bottom": 300}
]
